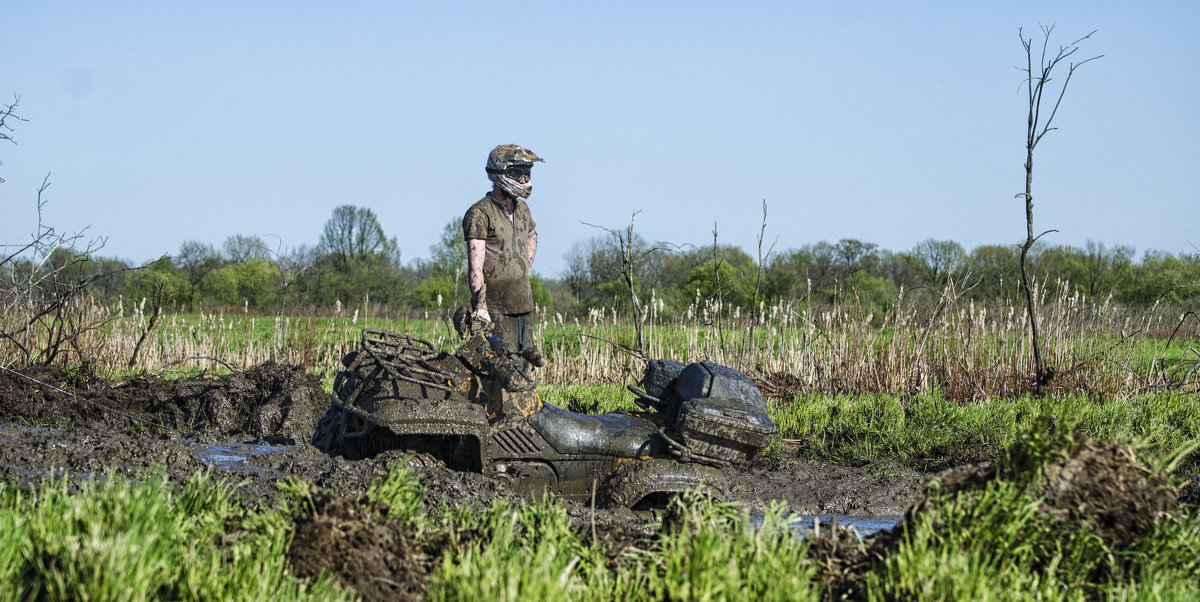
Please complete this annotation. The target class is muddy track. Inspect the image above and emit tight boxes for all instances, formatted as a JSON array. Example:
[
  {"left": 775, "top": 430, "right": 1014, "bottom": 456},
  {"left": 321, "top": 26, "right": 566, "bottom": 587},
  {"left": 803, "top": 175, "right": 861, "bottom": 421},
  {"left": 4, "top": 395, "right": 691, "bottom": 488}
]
[{"left": 0, "top": 362, "right": 926, "bottom": 518}]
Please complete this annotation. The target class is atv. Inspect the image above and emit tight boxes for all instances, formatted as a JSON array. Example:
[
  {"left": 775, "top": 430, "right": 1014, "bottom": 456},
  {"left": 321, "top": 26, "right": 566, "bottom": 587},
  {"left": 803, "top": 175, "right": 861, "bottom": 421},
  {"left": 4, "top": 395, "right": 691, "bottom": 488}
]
[{"left": 312, "top": 326, "right": 775, "bottom": 510}]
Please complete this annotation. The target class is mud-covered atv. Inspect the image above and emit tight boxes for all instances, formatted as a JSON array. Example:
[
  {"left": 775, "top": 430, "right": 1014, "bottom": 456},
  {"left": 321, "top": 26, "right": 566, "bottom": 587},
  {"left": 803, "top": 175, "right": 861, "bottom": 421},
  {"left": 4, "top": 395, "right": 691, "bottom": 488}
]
[{"left": 312, "top": 328, "right": 775, "bottom": 509}]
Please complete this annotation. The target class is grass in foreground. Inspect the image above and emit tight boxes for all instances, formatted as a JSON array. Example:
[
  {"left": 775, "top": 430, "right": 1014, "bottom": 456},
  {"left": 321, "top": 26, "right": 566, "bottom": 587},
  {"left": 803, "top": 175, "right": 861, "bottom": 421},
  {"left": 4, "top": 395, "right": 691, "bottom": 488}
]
[
  {"left": 6, "top": 414, "right": 1200, "bottom": 602},
  {"left": 0, "top": 471, "right": 349, "bottom": 602}
]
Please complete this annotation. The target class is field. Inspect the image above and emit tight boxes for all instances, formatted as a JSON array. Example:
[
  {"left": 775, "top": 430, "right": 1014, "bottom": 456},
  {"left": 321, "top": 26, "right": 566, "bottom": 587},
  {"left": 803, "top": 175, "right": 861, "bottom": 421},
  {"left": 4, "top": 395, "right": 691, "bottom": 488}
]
[
  {"left": 44, "top": 284, "right": 1197, "bottom": 401},
  {"left": 1, "top": 287, "right": 1199, "bottom": 600}
]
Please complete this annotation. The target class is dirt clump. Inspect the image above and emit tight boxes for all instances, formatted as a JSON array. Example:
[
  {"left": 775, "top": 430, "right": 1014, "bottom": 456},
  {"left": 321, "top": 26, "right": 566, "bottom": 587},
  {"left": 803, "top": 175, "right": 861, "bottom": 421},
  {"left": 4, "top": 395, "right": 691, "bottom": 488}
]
[
  {"left": 576, "top": 522, "right": 657, "bottom": 568},
  {"left": 902, "top": 433, "right": 1176, "bottom": 550},
  {"left": 0, "top": 362, "right": 328, "bottom": 444},
  {"left": 1032, "top": 433, "right": 1177, "bottom": 549},
  {"left": 290, "top": 488, "right": 430, "bottom": 602},
  {"left": 813, "top": 432, "right": 1179, "bottom": 598}
]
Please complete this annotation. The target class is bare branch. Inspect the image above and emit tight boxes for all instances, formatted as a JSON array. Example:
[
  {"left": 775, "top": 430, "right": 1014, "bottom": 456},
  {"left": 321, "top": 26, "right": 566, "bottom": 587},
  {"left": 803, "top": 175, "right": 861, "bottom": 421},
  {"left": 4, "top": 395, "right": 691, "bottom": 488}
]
[
  {"left": 1017, "top": 25, "right": 1100, "bottom": 391},
  {"left": 0, "top": 94, "right": 29, "bottom": 182},
  {"left": 1032, "top": 229, "right": 1060, "bottom": 244}
]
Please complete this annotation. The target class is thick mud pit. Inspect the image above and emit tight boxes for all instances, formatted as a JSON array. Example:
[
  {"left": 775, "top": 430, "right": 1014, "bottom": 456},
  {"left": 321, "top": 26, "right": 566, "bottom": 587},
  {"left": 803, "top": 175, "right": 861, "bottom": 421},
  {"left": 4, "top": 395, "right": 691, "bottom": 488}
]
[
  {"left": 0, "top": 363, "right": 1180, "bottom": 600},
  {"left": 0, "top": 363, "right": 925, "bottom": 516}
]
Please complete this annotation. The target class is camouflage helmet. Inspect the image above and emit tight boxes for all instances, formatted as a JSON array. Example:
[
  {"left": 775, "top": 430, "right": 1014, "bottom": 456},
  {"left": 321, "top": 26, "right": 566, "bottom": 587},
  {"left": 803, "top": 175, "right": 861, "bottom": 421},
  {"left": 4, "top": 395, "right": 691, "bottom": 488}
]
[
  {"left": 487, "top": 144, "right": 543, "bottom": 173},
  {"left": 486, "top": 144, "right": 543, "bottom": 199}
]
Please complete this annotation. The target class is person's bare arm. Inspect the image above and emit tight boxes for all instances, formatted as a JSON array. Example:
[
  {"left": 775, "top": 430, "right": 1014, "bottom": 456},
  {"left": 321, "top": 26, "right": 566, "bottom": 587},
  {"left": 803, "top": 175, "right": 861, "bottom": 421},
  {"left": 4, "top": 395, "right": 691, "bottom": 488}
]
[
  {"left": 527, "top": 230, "right": 537, "bottom": 271},
  {"left": 467, "top": 238, "right": 488, "bottom": 313}
]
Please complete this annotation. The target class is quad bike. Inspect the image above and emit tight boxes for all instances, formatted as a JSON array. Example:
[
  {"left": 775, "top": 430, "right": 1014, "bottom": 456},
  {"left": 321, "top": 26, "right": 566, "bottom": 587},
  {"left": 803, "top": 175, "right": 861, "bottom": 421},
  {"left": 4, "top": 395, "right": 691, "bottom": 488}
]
[{"left": 312, "top": 322, "right": 776, "bottom": 510}]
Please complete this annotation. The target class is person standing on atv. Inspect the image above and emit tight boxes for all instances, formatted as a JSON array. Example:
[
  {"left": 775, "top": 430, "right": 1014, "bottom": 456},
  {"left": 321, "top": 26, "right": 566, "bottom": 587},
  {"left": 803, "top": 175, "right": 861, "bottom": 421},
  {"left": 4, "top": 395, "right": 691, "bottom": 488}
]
[{"left": 462, "top": 144, "right": 543, "bottom": 356}]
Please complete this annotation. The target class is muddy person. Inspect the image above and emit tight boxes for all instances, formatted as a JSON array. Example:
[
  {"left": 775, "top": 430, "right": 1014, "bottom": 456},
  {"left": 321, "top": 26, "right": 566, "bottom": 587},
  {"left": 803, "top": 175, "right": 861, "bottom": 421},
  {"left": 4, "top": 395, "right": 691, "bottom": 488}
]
[{"left": 463, "top": 144, "right": 543, "bottom": 360}]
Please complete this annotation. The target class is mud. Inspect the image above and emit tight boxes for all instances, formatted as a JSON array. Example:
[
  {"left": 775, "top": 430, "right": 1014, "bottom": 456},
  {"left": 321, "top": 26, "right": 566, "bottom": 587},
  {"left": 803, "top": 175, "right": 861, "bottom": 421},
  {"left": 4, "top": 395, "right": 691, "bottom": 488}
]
[
  {"left": 290, "top": 488, "right": 431, "bottom": 601},
  {"left": 0, "top": 362, "right": 1180, "bottom": 600},
  {"left": 0, "top": 363, "right": 927, "bottom": 517}
]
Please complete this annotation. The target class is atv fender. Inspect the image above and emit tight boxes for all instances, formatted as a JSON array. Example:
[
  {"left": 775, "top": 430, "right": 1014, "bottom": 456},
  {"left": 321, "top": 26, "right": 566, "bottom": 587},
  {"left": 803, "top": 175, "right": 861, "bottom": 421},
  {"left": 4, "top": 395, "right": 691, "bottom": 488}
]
[{"left": 601, "top": 458, "right": 725, "bottom": 510}]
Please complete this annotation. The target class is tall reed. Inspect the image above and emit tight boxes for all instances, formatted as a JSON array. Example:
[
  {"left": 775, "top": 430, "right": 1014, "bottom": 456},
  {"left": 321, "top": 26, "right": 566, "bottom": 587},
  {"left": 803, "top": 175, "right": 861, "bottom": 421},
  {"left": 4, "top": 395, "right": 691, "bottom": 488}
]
[{"left": 5, "top": 279, "right": 1195, "bottom": 401}]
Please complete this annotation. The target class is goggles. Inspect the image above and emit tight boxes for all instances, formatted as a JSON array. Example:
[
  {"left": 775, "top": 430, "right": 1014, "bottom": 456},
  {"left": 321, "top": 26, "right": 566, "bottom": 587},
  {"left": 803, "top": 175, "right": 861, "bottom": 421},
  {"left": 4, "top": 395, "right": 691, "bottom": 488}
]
[{"left": 503, "top": 165, "right": 533, "bottom": 180}]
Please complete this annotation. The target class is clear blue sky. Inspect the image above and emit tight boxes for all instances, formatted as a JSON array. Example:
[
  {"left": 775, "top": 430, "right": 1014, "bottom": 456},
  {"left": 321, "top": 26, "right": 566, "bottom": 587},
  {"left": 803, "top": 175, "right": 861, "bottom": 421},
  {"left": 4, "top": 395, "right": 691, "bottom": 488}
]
[{"left": 4, "top": 1, "right": 1197, "bottom": 277}]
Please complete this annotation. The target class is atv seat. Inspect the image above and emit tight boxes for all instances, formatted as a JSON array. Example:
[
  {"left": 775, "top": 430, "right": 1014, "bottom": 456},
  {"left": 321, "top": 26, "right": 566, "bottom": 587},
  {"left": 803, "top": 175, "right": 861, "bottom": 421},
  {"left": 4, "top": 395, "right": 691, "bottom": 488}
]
[{"left": 529, "top": 402, "right": 668, "bottom": 458}]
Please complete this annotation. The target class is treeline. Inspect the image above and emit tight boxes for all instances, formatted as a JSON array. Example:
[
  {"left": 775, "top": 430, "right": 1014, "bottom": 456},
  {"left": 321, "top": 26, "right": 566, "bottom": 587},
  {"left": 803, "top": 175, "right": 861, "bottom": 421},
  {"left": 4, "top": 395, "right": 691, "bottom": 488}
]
[
  {"left": 556, "top": 235, "right": 1200, "bottom": 319},
  {"left": 5, "top": 204, "right": 1198, "bottom": 318}
]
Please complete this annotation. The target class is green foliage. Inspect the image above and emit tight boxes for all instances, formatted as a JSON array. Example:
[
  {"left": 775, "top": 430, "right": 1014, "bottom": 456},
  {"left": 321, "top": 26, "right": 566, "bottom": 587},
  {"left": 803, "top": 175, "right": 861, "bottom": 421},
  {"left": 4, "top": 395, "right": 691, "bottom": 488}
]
[
  {"left": 684, "top": 257, "right": 756, "bottom": 310},
  {"left": 28, "top": 215, "right": 1200, "bottom": 316},
  {"left": 839, "top": 269, "right": 897, "bottom": 324},
  {"left": 428, "top": 498, "right": 590, "bottom": 601},
  {"left": 362, "top": 464, "right": 426, "bottom": 525},
  {"left": 968, "top": 243, "right": 1023, "bottom": 302},
  {"left": 121, "top": 257, "right": 192, "bottom": 307},
  {"left": 647, "top": 496, "right": 822, "bottom": 601},
  {"left": 530, "top": 274, "right": 553, "bottom": 311},
  {"left": 1118, "top": 250, "right": 1200, "bottom": 307},
  {"left": 197, "top": 257, "right": 282, "bottom": 309},
  {"left": 411, "top": 219, "right": 471, "bottom": 310},
  {"left": 410, "top": 273, "right": 459, "bottom": 310},
  {"left": 0, "top": 470, "right": 348, "bottom": 601},
  {"left": 771, "top": 391, "right": 1200, "bottom": 474}
]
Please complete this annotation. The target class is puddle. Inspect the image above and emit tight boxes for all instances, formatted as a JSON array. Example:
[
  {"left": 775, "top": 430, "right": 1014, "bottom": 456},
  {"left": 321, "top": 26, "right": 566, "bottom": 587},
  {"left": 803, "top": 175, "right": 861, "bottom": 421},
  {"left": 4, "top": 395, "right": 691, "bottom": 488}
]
[
  {"left": 194, "top": 442, "right": 301, "bottom": 474},
  {"left": 751, "top": 513, "right": 900, "bottom": 537}
]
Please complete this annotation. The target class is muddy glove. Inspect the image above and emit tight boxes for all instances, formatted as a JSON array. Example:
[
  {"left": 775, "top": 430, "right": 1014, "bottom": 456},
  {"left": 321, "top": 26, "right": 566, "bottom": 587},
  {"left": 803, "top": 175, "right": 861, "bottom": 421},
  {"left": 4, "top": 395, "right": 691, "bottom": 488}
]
[
  {"left": 472, "top": 307, "right": 491, "bottom": 324},
  {"left": 521, "top": 346, "right": 547, "bottom": 368},
  {"left": 453, "top": 305, "right": 492, "bottom": 339}
]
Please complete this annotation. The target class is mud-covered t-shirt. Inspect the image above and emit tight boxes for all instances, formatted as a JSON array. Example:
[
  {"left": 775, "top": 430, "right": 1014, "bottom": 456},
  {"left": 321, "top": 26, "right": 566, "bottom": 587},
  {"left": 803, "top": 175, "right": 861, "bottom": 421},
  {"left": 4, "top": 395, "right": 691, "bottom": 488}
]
[{"left": 462, "top": 195, "right": 536, "bottom": 315}]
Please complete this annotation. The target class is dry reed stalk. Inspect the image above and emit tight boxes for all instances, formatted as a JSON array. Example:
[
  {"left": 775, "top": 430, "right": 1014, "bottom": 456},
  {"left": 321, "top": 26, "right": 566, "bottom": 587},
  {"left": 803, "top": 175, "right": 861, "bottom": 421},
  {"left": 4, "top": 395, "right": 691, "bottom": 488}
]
[{"left": 5, "top": 279, "right": 1197, "bottom": 400}]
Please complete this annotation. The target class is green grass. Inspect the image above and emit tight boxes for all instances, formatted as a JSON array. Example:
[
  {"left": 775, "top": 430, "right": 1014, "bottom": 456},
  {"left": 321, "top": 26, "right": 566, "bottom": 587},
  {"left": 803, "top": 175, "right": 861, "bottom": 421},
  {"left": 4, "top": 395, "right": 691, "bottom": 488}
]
[
  {"left": 4, "top": 419, "right": 1200, "bottom": 601},
  {"left": 539, "top": 383, "right": 641, "bottom": 414},
  {"left": 862, "top": 417, "right": 1200, "bottom": 601},
  {"left": 0, "top": 470, "right": 349, "bottom": 602},
  {"left": 770, "top": 391, "right": 1200, "bottom": 474},
  {"left": 423, "top": 492, "right": 822, "bottom": 601},
  {"left": 427, "top": 497, "right": 594, "bottom": 601},
  {"left": 148, "top": 312, "right": 444, "bottom": 352}
]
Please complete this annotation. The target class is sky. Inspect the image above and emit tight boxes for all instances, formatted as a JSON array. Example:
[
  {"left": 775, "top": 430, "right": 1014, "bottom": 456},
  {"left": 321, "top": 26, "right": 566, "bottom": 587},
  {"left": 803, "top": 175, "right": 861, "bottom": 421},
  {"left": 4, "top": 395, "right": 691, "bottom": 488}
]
[{"left": 3, "top": 1, "right": 1197, "bottom": 277}]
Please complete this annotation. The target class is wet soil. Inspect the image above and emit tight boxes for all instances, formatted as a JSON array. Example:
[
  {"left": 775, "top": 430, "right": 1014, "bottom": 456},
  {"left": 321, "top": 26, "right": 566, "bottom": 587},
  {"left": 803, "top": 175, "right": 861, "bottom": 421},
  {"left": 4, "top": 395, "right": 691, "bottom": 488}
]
[
  {"left": 290, "top": 488, "right": 431, "bottom": 601},
  {"left": 0, "top": 362, "right": 927, "bottom": 516},
  {"left": 0, "top": 363, "right": 1181, "bottom": 600}
]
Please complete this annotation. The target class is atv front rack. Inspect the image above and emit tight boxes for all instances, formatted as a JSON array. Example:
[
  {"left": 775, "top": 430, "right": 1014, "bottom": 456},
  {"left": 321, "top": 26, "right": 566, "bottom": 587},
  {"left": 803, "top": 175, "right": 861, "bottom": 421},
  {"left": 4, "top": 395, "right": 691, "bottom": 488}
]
[{"left": 353, "top": 329, "right": 455, "bottom": 394}]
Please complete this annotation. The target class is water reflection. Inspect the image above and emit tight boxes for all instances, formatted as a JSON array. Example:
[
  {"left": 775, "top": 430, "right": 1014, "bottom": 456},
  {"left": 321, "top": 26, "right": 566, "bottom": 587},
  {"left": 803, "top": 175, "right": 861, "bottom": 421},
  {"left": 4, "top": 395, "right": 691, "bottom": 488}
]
[
  {"left": 751, "top": 513, "right": 900, "bottom": 537},
  {"left": 194, "top": 442, "right": 300, "bottom": 474}
]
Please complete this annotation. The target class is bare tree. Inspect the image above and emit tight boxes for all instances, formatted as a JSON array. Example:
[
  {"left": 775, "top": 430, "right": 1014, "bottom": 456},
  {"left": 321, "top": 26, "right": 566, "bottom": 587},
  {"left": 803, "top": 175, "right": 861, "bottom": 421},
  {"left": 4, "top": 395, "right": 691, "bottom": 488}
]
[
  {"left": 912, "top": 238, "right": 967, "bottom": 288},
  {"left": 0, "top": 95, "right": 139, "bottom": 367},
  {"left": 584, "top": 212, "right": 682, "bottom": 355},
  {"left": 1017, "top": 24, "right": 1102, "bottom": 389},
  {"left": 0, "top": 93, "right": 27, "bottom": 183},
  {"left": 222, "top": 234, "right": 271, "bottom": 263},
  {"left": 745, "top": 201, "right": 778, "bottom": 362},
  {"left": 2, "top": 176, "right": 118, "bottom": 365},
  {"left": 318, "top": 204, "right": 400, "bottom": 268}
]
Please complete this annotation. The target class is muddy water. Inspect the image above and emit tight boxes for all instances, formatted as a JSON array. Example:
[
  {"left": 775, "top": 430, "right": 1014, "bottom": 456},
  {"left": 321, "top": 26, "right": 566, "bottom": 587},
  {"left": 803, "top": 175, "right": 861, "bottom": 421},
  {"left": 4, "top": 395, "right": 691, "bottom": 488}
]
[
  {"left": 195, "top": 441, "right": 301, "bottom": 474},
  {"left": 781, "top": 514, "right": 900, "bottom": 537}
]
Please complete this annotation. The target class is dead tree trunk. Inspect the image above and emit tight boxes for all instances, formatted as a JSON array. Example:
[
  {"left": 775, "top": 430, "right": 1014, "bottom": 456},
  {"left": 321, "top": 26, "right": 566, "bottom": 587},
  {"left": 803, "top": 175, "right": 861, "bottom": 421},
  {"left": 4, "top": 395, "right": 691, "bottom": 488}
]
[{"left": 1017, "top": 24, "right": 1101, "bottom": 391}]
